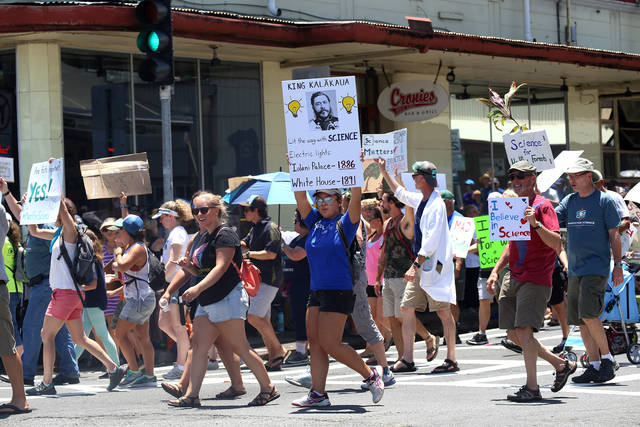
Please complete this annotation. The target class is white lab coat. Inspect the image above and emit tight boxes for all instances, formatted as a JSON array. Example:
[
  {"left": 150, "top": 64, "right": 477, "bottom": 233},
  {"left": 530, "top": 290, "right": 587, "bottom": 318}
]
[{"left": 394, "top": 185, "right": 456, "bottom": 304}]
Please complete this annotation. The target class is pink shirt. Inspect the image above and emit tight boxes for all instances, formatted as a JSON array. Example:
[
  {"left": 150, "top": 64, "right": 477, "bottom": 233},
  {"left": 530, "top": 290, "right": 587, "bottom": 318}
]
[{"left": 365, "top": 234, "right": 384, "bottom": 285}]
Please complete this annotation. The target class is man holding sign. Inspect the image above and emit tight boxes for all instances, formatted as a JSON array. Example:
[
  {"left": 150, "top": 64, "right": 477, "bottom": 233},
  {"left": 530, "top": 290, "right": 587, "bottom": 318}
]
[{"left": 486, "top": 161, "right": 576, "bottom": 402}]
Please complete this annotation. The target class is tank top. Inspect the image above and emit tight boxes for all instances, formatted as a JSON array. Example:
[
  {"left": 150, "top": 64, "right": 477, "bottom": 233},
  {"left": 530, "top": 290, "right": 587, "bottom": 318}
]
[
  {"left": 123, "top": 242, "right": 153, "bottom": 299},
  {"left": 365, "top": 234, "right": 384, "bottom": 285},
  {"left": 383, "top": 216, "right": 414, "bottom": 279}
]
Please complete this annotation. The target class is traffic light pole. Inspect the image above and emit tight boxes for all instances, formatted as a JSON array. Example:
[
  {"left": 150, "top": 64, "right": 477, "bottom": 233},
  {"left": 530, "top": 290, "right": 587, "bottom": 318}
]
[{"left": 160, "top": 85, "right": 173, "bottom": 201}]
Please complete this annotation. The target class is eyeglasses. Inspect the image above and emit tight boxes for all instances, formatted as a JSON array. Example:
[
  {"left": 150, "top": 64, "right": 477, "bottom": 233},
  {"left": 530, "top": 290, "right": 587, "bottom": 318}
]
[
  {"left": 568, "top": 172, "right": 588, "bottom": 180},
  {"left": 191, "top": 207, "right": 213, "bottom": 215},
  {"left": 412, "top": 173, "right": 421, "bottom": 178},
  {"left": 316, "top": 197, "right": 335, "bottom": 206},
  {"left": 508, "top": 172, "right": 531, "bottom": 181}
]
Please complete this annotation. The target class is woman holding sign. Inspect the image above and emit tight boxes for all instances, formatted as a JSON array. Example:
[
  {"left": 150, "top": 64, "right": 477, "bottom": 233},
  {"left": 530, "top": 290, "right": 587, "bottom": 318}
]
[{"left": 292, "top": 186, "right": 384, "bottom": 407}]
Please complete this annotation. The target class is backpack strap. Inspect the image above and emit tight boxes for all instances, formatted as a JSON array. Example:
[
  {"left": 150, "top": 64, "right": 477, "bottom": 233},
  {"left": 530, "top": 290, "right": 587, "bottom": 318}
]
[
  {"left": 336, "top": 219, "right": 352, "bottom": 268},
  {"left": 58, "top": 236, "right": 86, "bottom": 306}
]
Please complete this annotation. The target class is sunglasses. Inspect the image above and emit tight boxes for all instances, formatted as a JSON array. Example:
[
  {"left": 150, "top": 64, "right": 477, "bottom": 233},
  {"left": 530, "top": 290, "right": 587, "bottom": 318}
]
[
  {"left": 191, "top": 207, "right": 213, "bottom": 215},
  {"left": 316, "top": 197, "right": 335, "bottom": 206},
  {"left": 508, "top": 172, "right": 531, "bottom": 181}
]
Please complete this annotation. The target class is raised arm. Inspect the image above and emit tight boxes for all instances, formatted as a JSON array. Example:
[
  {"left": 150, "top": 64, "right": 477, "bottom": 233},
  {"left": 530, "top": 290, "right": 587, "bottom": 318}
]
[
  {"left": 120, "top": 192, "right": 129, "bottom": 218},
  {"left": 348, "top": 187, "right": 362, "bottom": 225},
  {"left": 0, "top": 178, "right": 21, "bottom": 220},
  {"left": 295, "top": 191, "right": 311, "bottom": 219},
  {"left": 59, "top": 199, "right": 78, "bottom": 244}
]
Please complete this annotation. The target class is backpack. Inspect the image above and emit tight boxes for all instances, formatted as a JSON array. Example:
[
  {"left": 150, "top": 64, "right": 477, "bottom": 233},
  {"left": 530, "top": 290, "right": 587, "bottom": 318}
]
[
  {"left": 336, "top": 219, "right": 365, "bottom": 285},
  {"left": 14, "top": 245, "right": 26, "bottom": 284},
  {"left": 125, "top": 243, "right": 167, "bottom": 292},
  {"left": 58, "top": 226, "right": 97, "bottom": 306},
  {"left": 216, "top": 227, "right": 261, "bottom": 297}
]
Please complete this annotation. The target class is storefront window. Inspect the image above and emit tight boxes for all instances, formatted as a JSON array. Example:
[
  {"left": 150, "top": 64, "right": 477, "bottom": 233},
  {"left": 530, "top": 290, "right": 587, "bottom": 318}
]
[
  {"left": 600, "top": 96, "right": 640, "bottom": 178},
  {"left": 0, "top": 51, "right": 18, "bottom": 195}
]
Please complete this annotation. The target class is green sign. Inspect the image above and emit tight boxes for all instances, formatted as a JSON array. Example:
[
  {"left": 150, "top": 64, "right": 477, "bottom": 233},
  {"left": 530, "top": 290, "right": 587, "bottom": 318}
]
[{"left": 474, "top": 215, "right": 508, "bottom": 269}]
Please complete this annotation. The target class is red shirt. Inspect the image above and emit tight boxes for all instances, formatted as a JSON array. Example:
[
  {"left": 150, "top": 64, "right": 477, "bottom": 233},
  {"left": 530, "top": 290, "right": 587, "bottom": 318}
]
[{"left": 508, "top": 195, "right": 559, "bottom": 287}]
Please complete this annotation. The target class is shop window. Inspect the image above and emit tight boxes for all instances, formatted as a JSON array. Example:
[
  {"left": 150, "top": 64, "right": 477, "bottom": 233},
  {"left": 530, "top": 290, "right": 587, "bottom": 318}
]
[
  {"left": 0, "top": 51, "right": 18, "bottom": 195},
  {"left": 600, "top": 97, "right": 640, "bottom": 178}
]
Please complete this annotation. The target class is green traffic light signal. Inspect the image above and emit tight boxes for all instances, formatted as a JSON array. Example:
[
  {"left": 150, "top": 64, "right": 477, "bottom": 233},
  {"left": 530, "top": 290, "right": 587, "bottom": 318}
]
[
  {"left": 135, "top": 0, "right": 173, "bottom": 84},
  {"left": 148, "top": 32, "right": 160, "bottom": 51}
]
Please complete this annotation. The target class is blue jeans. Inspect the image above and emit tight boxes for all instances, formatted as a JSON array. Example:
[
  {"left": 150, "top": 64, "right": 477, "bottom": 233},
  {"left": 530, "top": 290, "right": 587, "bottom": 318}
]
[{"left": 21, "top": 280, "right": 79, "bottom": 380}]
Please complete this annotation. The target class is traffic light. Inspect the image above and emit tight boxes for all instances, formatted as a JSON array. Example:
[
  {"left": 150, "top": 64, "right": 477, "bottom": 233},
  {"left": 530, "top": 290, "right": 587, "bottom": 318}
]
[{"left": 135, "top": 0, "right": 174, "bottom": 85}]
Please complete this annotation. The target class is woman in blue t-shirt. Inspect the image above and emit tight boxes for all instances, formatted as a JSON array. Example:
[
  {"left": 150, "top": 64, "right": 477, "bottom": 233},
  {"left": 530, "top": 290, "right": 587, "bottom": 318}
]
[{"left": 292, "top": 186, "right": 384, "bottom": 407}]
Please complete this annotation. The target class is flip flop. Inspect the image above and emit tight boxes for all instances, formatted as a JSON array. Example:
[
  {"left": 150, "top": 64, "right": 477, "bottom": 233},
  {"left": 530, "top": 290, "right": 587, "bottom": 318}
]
[
  {"left": 426, "top": 335, "right": 440, "bottom": 362},
  {"left": 390, "top": 358, "right": 417, "bottom": 373},
  {"left": 215, "top": 386, "right": 247, "bottom": 400},
  {"left": 265, "top": 356, "right": 285, "bottom": 372},
  {"left": 0, "top": 403, "right": 32, "bottom": 414}
]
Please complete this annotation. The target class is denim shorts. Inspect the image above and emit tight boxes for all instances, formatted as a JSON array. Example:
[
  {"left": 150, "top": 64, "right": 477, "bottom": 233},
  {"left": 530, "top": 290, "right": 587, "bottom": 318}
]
[
  {"left": 195, "top": 283, "right": 249, "bottom": 323},
  {"left": 119, "top": 292, "right": 156, "bottom": 325}
]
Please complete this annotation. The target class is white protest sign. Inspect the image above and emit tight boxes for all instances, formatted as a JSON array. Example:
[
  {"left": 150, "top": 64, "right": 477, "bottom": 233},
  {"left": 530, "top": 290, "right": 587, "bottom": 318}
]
[
  {"left": 503, "top": 129, "right": 555, "bottom": 171},
  {"left": 488, "top": 196, "right": 530, "bottom": 241},
  {"left": 450, "top": 217, "right": 475, "bottom": 258},
  {"left": 536, "top": 150, "right": 583, "bottom": 193},
  {"left": 401, "top": 172, "right": 447, "bottom": 193},
  {"left": 621, "top": 224, "right": 637, "bottom": 254},
  {"left": 20, "top": 159, "right": 64, "bottom": 225},
  {"left": 625, "top": 182, "right": 640, "bottom": 205},
  {"left": 282, "top": 76, "right": 363, "bottom": 191},
  {"left": 362, "top": 129, "right": 408, "bottom": 173},
  {"left": 0, "top": 157, "right": 14, "bottom": 183}
]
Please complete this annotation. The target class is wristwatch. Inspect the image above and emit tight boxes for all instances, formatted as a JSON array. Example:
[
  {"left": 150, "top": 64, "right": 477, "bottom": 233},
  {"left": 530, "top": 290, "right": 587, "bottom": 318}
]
[
  {"left": 531, "top": 223, "right": 541, "bottom": 230},
  {"left": 614, "top": 261, "right": 623, "bottom": 268},
  {"left": 412, "top": 260, "right": 420, "bottom": 268}
]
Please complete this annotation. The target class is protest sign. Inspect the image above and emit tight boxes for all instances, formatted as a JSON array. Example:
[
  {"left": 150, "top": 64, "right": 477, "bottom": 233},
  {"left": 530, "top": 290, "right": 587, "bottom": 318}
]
[
  {"left": 488, "top": 197, "right": 530, "bottom": 241},
  {"left": 282, "top": 76, "right": 363, "bottom": 191},
  {"left": 20, "top": 158, "right": 64, "bottom": 225},
  {"left": 536, "top": 150, "right": 583, "bottom": 193},
  {"left": 362, "top": 159, "right": 382, "bottom": 194},
  {"left": 450, "top": 216, "right": 475, "bottom": 258},
  {"left": 621, "top": 224, "right": 637, "bottom": 254},
  {"left": 474, "top": 215, "right": 508, "bottom": 268},
  {"left": 0, "top": 157, "right": 14, "bottom": 182},
  {"left": 362, "top": 128, "right": 408, "bottom": 173},
  {"left": 401, "top": 173, "right": 447, "bottom": 193},
  {"left": 625, "top": 183, "right": 640, "bottom": 205},
  {"left": 503, "top": 129, "right": 555, "bottom": 171},
  {"left": 80, "top": 153, "right": 152, "bottom": 199}
]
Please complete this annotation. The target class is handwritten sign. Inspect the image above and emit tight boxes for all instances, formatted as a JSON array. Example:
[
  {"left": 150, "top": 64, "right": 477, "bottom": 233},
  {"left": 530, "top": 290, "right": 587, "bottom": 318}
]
[
  {"left": 80, "top": 153, "right": 152, "bottom": 199},
  {"left": 503, "top": 129, "right": 555, "bottom": 171},
  {"left": 0, "top": 157, "right": 14, "bottom": 183},
  {"left": 20, "top": 159, "right": 64, "bottom": 225},
  {"left": 450, "top": 217, "right": 475, "bottom": 258},
  {"left": 621, "top": 224, "right": 637, "bottom": 254},
  {"left": 488, "top": 197, "right": 530, "bottom": 241},
  {"left": 536, "top": 150, "right": 584, "bottom": 193},
  {"left": 363, "top": 128, "right": 408, "bottom": 173},
  {"left": 282, "top": 76, "right": 363, "bottom": 191},
  {"left": 474, "top": 216, "right": 508, "bottom": 268}
]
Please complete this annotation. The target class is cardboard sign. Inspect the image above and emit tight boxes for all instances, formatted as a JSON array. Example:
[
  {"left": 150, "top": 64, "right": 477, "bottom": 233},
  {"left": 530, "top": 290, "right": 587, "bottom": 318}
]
[
  {"left": 20, "top": 159, "right": 64, "bottom": 225},
  {"left": 474, "top": 215, "right": 508, "bottom": 268},
  {"left": 377, "top": 80, "right": 449, "bottom": 122},
  {"left": 621, "top": 224, "right": 637, "bottom": 254},
  {"left": 363, "top": 128, "right": 408, "bottom": 173},
  {"left": 450, "top": 217, "right": 475, "bottom": 258},
  {"left": 282, "top": 76, "right": 363, "bottom": 191},
  {"left": 401, "top": 173, "right": 447, "bottom": 193},
  {"left": 80, "top": 153, "right": 152, "bottom": 200},
  {"left": 503, "top": 129, "right": 555, "bottom": 171},
  {"left": 536, "top": 150, "right": 584, "bottom": 193},
  {"left": 488, "top": 197, "right": 530, "bottom": 241},
  {"left": 0, "top": 157, "right": 14, "bottom": 183}
]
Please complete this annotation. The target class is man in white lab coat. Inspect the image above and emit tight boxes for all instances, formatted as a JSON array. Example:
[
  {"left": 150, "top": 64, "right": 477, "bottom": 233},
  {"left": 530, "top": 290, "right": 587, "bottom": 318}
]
[{"left": 378, "top": 159, "right": 458, "bottom": 374}]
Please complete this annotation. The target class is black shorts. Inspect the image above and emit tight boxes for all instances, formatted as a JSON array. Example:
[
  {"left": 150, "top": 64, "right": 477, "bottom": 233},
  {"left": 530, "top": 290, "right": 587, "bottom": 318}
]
[
  {"left": 307, "top": 289, "right": 356, "bottom": 315},
  {"left": 366, "top": 285, "right": 377, "bottom": 298},
  {"left": 549, "top": 266, "right": 567, "bottom": 306}
]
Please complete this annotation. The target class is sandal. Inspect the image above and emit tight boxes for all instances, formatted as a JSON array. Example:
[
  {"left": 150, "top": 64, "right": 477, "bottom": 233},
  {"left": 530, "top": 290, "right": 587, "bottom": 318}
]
[
  {"left": 247, "top": 386, "right": 280, "bottom": 406},
  {"left": 265, "top": 356, "right": 284, "bottom": 372},
  {"left": 215, "top": 386, "right": 247, "bottom": 400},
  {"left": 161, "top": 382, "right": 184, "bottom": 399},
  {"left": 390, "top": 358, "right": 417, "bottom": 373},
  {"left": 431, "top": 358, "right": 459, "bottom": 374},
  {"left": 426, "top": 335, "right": 440, "bottom": 362},
  {"left": 168, "top": 395, "right": 201, "bottom": 408}
]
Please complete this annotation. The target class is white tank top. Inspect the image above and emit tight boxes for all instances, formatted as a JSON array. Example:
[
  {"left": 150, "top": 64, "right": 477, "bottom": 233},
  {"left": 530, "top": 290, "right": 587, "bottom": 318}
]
[{"left": 123, "top": 242, "right": 154, "bottom": 299}]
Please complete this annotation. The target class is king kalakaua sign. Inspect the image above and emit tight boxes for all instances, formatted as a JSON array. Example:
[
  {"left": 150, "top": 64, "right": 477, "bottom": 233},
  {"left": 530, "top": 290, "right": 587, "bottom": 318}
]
[{"left": 377, "top": 80, "right": 449, "bottom": 122}]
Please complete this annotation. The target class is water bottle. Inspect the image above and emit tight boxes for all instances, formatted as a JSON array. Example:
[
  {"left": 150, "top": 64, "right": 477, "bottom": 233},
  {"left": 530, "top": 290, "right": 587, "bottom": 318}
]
[
  {"left": 277, "top": 311, "right": 284, "bottom": 333},
  {"left": 159, "top": 298, "right": 170, "bottom": 312}
]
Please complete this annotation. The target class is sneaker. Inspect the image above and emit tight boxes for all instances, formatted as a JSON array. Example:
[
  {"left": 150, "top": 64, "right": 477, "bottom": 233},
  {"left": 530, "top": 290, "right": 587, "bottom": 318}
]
[
  {"left": 119, "top": 369, "right": 143, "bottom": 388},
  {"left": 291, "top": 390, "right": 331, "bottom": 407},
  {"left": 596, "top": 359, "right": 615, "bottom": 383},
  {"left": 364, "top": 370, "right": 384, "bottom": 404},
  {"left": 52, "top": 374, "right": 80, "bottom": 385},
  {"left": 466, "top": 333, "right": 489, "bottom": 346},
  {"left": 26, "top": 381, "right": 56, "bottom": 396},
  {"left": 129, "top": 374, "right": 157, "bottom": 388},
  {"left": 163, "top": 365, "right": 184, "bottom": 380},
  {"left": 207, "top": 359, "right": 219, "bottom": 371},
  {"left": 283, "top": 351, "right": 309, "bottom": 367},
  {"left": 572, "top": 365, "right": 600, "bottom": 384},
  {"left": 501, "top": 338, "right": 523, "bottom": 354},
  {"left": 285, "top": 369, "right": 312, "bottom": 389},
  {"left": 506, "top": 385, "right": 542, "bottom": 402},
  {"left": 107, "top": 365, "right": 127, "bottom": 391},
  {"left": 551, "top": 361, "right": 577, "bottom": 392},
  {"left": 361, "top": 368, "right": 395, "bottom": 389}
]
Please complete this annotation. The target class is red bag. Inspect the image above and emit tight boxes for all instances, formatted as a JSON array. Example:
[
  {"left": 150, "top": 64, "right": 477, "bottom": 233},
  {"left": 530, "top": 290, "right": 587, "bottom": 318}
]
[{"left": 231, "top": 259, "right": 261, "bottom": 297}]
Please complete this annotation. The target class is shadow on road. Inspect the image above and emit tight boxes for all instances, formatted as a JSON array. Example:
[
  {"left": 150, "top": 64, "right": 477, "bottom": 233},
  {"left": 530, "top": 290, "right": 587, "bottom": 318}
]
[{"left": 291, "top": 404, "right": 370, "bottom": 414}]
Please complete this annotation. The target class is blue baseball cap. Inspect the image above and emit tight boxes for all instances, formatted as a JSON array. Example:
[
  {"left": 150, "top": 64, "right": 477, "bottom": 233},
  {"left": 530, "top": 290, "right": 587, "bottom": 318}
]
[
  {"left": 464, "top": 179, "right": 475, "bottom": 185},
  {"left": 114, "top": 214, "right": 144, "bottom": 236}
]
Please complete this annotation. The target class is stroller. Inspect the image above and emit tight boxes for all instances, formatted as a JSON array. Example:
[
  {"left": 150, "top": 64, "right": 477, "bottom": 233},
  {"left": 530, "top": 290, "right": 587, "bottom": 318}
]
[{"left": 561, "top": 262, "right": 640, "bottom": 366}]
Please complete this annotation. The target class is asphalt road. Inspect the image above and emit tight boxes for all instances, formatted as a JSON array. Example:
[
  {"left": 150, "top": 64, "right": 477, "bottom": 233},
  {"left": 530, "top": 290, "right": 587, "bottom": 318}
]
[{"left": 2, "top": 325, "right": 639, "bottom": 426}]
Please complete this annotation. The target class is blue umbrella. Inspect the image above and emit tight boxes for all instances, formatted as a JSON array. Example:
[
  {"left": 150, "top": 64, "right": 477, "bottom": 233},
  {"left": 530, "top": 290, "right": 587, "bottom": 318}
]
[{"left": 223, "top": 172, "right": 310, "bottom": 205}]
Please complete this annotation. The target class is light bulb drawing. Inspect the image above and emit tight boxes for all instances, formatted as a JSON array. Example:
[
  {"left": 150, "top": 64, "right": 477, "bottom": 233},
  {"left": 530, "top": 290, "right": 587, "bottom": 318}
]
[
  {"left": 287, "top": 99, "right": 302, "bottom": 117},
  {"left": 341, "top": 95, "right": 356, "bottom": 114}
]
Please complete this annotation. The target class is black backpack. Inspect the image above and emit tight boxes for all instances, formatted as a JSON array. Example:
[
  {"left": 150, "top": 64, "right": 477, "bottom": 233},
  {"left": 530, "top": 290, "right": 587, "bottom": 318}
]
[
  {"left": 336, "top": 220, "right": 365, "bottom": 285},
  {"left": 124, "top": 243, "right": 166, "bottom": 292},
  {"left": 58, "top": 226, "right": 97, "bottom": 306}
]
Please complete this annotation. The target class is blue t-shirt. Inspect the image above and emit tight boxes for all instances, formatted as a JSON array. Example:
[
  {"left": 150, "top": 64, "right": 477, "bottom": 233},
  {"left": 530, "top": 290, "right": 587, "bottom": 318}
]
[
  {"left": 303, "top": 208, "right": 359, "bottom": 291},
  {"left": 555, "top": 190, "right": 620, "bottom": 277},
  {"left": 448, "top": 210, "right": 463, "bottom": 229},
  {"left": 25, "top": 223, "right": 55, "bottom": 278},
  {"left": 414, "top": 199, "right": 428, "bottom": 256}
]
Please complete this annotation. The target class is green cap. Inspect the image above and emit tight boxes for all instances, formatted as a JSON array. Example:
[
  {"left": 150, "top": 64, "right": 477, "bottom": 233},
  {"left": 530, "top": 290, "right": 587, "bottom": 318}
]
[{"left": 439, "top": 189, "right": 454, "bottom": 200}]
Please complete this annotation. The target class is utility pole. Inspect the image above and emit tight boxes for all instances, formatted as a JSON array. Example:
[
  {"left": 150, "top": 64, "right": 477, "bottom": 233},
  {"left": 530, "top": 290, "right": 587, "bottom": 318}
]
[{"left": 160, "top": 85, "right": 173, "bottom": 201}]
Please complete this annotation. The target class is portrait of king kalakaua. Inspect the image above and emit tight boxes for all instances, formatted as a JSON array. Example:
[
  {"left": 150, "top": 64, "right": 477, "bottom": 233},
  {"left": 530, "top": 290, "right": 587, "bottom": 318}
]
[{"left": 308, "top": 91, "right": 339, "bottom": 131}]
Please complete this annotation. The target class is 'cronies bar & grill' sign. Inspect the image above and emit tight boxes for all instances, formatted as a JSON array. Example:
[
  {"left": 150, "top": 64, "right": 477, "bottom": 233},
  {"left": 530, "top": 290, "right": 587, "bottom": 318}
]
[{"left": 377, "top": 80, "right": 449, "bottom": 122}]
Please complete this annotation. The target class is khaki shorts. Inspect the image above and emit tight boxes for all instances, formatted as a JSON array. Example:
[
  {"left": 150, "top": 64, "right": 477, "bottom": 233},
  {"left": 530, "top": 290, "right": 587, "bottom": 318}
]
[
  {"left": 498, "top": 276, "right": 551, "bottom": 331},
  {"left": 0, "top": 285, "right": 16, "bottom": 357},
  {"left": 382, "top": 277, "right": 407, "bottom": 318},
  {"left": 566, "top": 275, "right": 607, "bottom": 326},
  {"left": 400, "top": 275, "right": 450, "bottom": 313}
]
